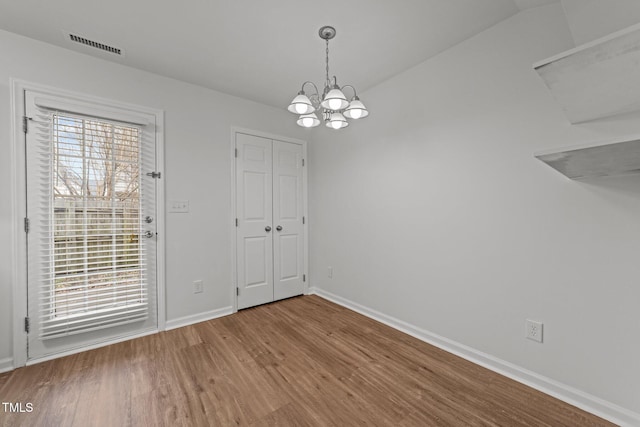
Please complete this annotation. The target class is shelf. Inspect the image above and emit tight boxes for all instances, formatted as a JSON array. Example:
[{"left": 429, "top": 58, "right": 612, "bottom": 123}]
[
  {"left": 534, "top": 22, "right": 640, "bottom": 124},
  {"left": 535, "top": 136, "right": 640, "bottom": 180}
]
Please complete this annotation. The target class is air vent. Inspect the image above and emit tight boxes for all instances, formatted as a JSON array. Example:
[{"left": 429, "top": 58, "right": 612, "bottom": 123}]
[{"left": 69, "top": 33, "right": 122, "bottom": 55}]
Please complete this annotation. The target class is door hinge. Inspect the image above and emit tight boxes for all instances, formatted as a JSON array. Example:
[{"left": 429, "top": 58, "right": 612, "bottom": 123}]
[
  {"left": 303, "top": 274, "right": 306, "bottom": 282},
  {"left": 236, "top": 287, "right": 239, "bottom": 296},
  {"left": 146, "top": 171, "right": 161, "bottom": 179},
  {"left": 302, "top": 158, "right": 305, "bottom": 167},
  {"left": 24, "top": 217, "right": 30, "bottom": 233},
  {"left": 235, "top": 218, "right": 238, "bottom": 227},
  {"left": 24, "top": 317, "right": 30, "bottom": 333},
  {"left": 235, "top": 148, "right": 238, "bottom": 158},
  {"left": 302, "top": 216, "right": 305, "bottom": 225},
  {"left": 22, "top": 116, "right": 32, "bottom": 134}
]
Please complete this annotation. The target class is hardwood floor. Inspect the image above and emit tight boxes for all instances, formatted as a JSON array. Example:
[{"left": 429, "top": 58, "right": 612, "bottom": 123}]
[{"left": 0, "top": 295, "right": 614, "bottom": 426}]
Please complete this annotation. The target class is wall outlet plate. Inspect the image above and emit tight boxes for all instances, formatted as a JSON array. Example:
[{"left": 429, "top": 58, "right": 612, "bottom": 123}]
[
  {"left": 526, "top": 319, "right": 543, "bottom": 343},
  {"left": 193, "top": 280, "right": 203, "bottom": 294}
]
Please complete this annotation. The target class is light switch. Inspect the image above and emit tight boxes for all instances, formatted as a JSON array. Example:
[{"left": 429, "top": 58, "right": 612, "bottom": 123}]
[{"left": 168, "top": 200, "right": 189, "bottom": 213}]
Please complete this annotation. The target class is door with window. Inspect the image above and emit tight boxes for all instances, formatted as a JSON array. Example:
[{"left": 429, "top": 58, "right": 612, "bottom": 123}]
[
  {"left": 24, "top": 90, "right": 160, "bottom": 360},
  {"left": 236, "top": 132, "right": 305, "bottom": 310}
]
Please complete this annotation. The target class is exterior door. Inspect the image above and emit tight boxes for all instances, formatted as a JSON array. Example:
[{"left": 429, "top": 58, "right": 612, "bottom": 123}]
[
  {"left": 25, "top": 89, "right": 159, "bottom": 361},
  {"left": 236, "top": 133, "right": 305, "bottom": 310}
]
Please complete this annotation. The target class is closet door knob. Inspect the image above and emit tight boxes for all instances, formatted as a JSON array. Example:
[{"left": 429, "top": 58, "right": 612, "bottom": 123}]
[
  {"left": 276, "top": 225, "right": 283, "bottom": 231},
  {"left": 265, "top": 226, "right": 272, "bottom": 232}
]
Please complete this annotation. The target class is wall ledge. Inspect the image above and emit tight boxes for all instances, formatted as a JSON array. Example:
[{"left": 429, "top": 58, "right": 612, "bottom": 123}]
[{"left": 309, "top": 287, "right": 640, "bottom": 427}]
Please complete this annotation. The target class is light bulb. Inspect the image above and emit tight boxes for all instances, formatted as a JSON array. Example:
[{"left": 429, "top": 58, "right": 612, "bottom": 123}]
[
  {"left": 288, "top": 93, "right": 313, "bottom": 115},
  {"left": 297, "top": 113, "right": 320, "bottom": 128},
  {"left": 349, "top": 109, "right": 363, "bottom": 119},
  {"left": 344, "top": 98, "right": 368, "bottom": 120},
  {"left": 330, "top": 120, "right": 341, "bottom": 129},
  {"left": 328, "top": 99, "right": 342, "bottom": 110},
  {"left": 321, "top": 88, "right": 348, "bottom": 111}
]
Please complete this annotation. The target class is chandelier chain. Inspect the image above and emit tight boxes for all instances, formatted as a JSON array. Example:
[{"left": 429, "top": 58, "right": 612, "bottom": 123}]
[{"left": 325, "top": 39, "right": 330, "bottom": 87}]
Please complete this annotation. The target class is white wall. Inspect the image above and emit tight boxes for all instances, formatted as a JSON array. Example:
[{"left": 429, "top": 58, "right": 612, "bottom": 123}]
[
  {"left": 309, "top": 4, "right": 640, "bottom": 420},
  {"left": 0, "top": 29, "right": 306, "bottom": 365}
]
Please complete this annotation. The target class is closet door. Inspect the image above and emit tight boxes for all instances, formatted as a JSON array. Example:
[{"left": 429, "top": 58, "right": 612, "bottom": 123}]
[
  {"left": 272, "top": 140, "right": 304, "bottom": 301},
  {"left": 235, "top": 133, "right": 305, "bottom": 310},
  {"left": 236, "top": 133, "right": 274, "bottom": 309}
]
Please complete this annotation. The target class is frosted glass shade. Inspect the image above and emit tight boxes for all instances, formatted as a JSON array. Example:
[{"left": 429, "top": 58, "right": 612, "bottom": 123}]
[
  {"left": 288, "top": 94, "right": 314, "bottom": 115},
  {"left": 326, "top": 112, "right": 348, "bottom": 129},
  {"left": 344, "top": 99, "right": 369, "bottom": 119},
  {"left": 296, "top": 113, "right": 320, "bottom": 128},
  {"left": 321, "top": 88, "right": 349, "bottom": 111}
]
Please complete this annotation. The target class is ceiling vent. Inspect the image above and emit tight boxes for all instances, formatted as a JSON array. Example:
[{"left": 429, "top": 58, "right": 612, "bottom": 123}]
[{"left": 68, "top": 33, "right": 122, "bottom": 55}]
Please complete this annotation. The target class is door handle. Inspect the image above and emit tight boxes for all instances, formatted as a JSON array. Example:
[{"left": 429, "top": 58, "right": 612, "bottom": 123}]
[
  {"left": 276, "top": 225, "right": 283, "bottom": 231},
  {"left": 265, "top": 226, "right": 272, "bottom": 232}
]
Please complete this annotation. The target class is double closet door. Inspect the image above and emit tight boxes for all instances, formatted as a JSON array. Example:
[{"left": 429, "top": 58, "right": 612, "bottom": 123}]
[{"left": 236, "top": 133, "right": 305, "bottom": 310}]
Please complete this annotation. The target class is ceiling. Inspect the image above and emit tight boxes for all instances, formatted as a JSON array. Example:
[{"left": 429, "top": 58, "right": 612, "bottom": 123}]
[
  {"left": 561, "top": 0, "right": 640, "bottom": 45},
  {"left": 0, "top": 0, "right": 559, "bottom": 109}
]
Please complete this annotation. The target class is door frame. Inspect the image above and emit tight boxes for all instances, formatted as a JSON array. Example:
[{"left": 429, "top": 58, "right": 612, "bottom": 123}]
[
  {"left": 10, "top": 79, "right": 166, "bottom": 367},
  {"left": 230, "top": 127, "right": 308, "bottom": 312}
]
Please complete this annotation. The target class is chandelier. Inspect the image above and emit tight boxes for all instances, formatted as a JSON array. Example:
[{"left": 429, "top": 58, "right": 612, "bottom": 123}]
[{"left": 288, "top": 26, "right": 369, "bottom": 129}]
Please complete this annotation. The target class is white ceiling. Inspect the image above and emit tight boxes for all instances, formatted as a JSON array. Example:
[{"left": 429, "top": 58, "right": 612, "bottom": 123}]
[
  {"left": 561, "top": 0, "right": 640, "bottom": 45},
  {"left": 0, "top": 0, "right": 559, "bottom": 109},
  {"left": 513, "top": 0, "right": 558, "bottom": 10}
]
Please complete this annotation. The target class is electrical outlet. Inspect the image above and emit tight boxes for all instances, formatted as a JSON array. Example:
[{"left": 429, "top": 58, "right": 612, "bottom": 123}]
[
  {"left": 328, "top": 266, "right": 333, "bottom": 278},
  {"left": 193, "top": 280, "right": 203, "bottom": 294},
  {"left": 526, "top": 319, "right": 543, "bottom": 343}
]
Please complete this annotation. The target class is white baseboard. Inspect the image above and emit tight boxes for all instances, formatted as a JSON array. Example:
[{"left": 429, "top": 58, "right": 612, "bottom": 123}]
[
  {"left": 165, "top": 306, "right": 233, "bottom": 331},
  {"left": 0, "top": 357, "right": 14, "bottom": 373},
  {"left": 309, "top": 287, "right": 640, "bottom": 427}
]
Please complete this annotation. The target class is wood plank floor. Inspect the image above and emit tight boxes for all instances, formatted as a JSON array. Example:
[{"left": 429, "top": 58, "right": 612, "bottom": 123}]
[{"left": 0, "top": 295, "right": 614, "bottom": 426}]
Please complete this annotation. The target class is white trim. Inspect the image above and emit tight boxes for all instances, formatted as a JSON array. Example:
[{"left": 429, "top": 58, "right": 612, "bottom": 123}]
[
  {"left": 26, "top": 328, "right": 158, "bottom": 367},
  {"left": 10, "top": 79, "right": 166, "bottom": 366},
  {"left": 229, "top": 127, "right": 309, "bottom": 312},
  {"left": 0, "top": 357, "right": 14, "bottom": 374},
  {"left": 302, "top": 138, "right": 309, "bottom": 295},
  {"left": 165, "top": 306, "right": 233, "bottom": 331},
  {"left": 32, "top": 95, "right": 151, "bottom": 125},
  {"left": 309, "top": 287, "right": 640, "bottom": 427},
  {"left": 229, "top": 127, "right": 237, "bottom": 312},
  {"left": 232, "top": 126, "right": 308, "bottom": 147},
  {"left": 154, "top": 110, "right": 167, "bottom": 332},
  {"left": 10, "top": 79, "right": 28, "bottom": 368}
]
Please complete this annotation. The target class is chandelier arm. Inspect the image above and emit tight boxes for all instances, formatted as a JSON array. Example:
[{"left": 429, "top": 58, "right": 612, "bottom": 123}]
[
  {"left": 340, "top": 84, "right": 358, "bottom": 100},
  {"left": 300, "top": 81, "right": 321, "bottom": 110},
  {"left": 301, "top": 81, "right": 320, "bottom": 97}
]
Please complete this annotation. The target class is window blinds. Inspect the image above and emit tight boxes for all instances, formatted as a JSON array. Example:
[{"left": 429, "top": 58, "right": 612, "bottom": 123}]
[{"left": 29, "top": 104, "right": 153, "bottom": 339}]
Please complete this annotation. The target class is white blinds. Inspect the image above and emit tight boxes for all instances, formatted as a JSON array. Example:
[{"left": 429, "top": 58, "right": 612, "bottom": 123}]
[{"left": 29, "top": 104, "right": 151, "bottom": 339}]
